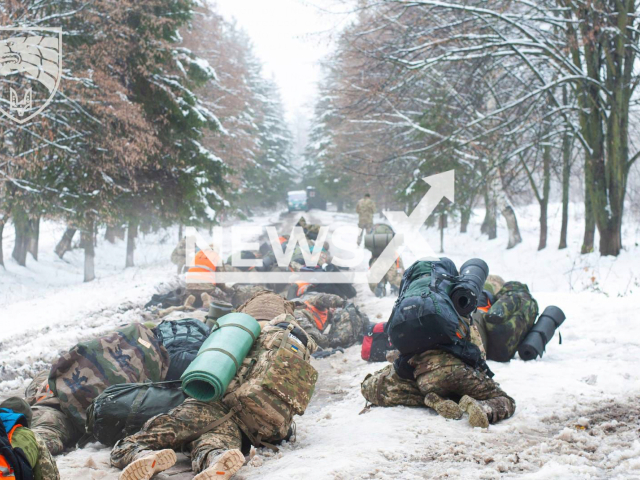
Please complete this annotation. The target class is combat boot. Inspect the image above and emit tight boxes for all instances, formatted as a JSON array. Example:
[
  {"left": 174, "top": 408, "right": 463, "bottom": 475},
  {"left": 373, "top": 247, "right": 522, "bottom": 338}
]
[
  {"left": 459, "top": 395, "right": 489, "bottom": 428},
  {"left": 201, "top": 292, "right": 212, "bottom": 309},
  {"left": 193, "top": 449, "right": 244, "bottom": 480},
  {"left": 424, "top": 393, "right": 463, "bottom": 420},
  {"left": 119, "top": 449, "right": 176, "bottom": 480}
]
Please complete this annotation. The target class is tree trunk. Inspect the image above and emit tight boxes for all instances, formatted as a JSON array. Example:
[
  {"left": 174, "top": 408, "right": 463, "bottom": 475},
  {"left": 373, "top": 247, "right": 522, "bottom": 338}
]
[
  {"left": 27, "top": 217, "right": 40, "bottom": 261},
  {"left": 502, "top": 206, "right": 522, "bottom": 249},
  {"left": 55, "top": 227, "right": 77, "bottom": 259},
  {"left": 581, "top": 190, "right": 595, "bottom": 254},
  {"left": 481, "top": 189, "right": 497, "bottom": 240},
  {"left": 178, "top": 224, "right": 183, "bottom": 242},
  {"left": 538, "top": 146, "right": 551, "bottom": 251},
  {"left": 126, "top": 221, "right": 137, "bottom": 268},
  {"left": 12, "top": 217, "right": 29, "bottom": 267},
  {"left": 460, "top": 208, "right": 471, "bottom": 233},
  {"left": 81, "top": 222, "right": 95, "bottom": 282},
  {"left": 105, "top": 226, "right": 117, "bottom": 244},
  {"left": 559, "top": 135, "right": 571, "bottom": 249},
  {"left": 559, "top": 87, "right": 572, "bottom": 250},
  {"left": 0, "top": 220, "right": 5, "bottom": 268},
  {"left": 114, "top": 225, "right": 125, "bottom": 241},
  {"left": 439, "top": 214, "right": 447, "bottom": 253}
]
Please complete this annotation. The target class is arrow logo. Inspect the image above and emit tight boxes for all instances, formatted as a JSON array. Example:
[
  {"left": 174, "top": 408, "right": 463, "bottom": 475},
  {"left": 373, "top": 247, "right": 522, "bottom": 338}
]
[{"left": 367, "top": 170, "right": 455, "bottom": 284}]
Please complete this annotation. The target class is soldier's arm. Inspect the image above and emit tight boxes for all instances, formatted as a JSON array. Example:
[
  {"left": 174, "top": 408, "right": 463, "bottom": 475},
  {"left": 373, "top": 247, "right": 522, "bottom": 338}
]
[{"left": 294, "top": 311, "right": 330, "bottom": 348}]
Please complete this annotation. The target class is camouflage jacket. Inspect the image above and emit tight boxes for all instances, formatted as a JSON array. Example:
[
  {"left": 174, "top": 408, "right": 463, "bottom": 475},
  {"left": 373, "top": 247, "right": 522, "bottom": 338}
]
[
  {"left": 293, "top": 294, "right": 368, "bottom": 349},
  {"left": 49, "top": 323, "right": 169, "bottom": 432},
  {"left": 409, "top": 319, "right": 486, "bottom": 376},
  {"left": 356, "top": 198, "right": 376, "bottom": 226}
]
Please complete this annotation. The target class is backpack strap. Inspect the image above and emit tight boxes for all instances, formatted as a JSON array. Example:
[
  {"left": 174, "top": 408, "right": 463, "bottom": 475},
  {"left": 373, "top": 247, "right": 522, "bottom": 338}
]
[
  {"left": 180, "top": 405, "right": 240, "bottom": 445},
  {"left": 198, "top": 347, "right": 240, "bottom": 372},
  {"left": 209, "top": 322, "right": 258, "bottom": 343}
]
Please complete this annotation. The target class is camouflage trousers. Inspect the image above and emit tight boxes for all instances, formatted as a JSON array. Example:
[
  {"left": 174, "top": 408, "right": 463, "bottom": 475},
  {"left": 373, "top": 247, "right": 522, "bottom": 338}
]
[
  {"left": 33, "top": 430, "right": 61, "bottom": 480},
  {"left": 111, "top": 398, "right": 242, "bottom": 474},
  {"left": 31, "top": 405, "right": 79, "bottom": 455},
  {"left": 362, "top": 354, "right": 515, "bottom": 424},
  {"left": 368, "top": 261, "right": 403, "bottom": 293}
]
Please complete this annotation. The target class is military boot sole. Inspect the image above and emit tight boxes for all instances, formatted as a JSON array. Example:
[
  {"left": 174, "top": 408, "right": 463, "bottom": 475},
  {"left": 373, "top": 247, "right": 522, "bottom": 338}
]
[
  {"left": 119, "top": 449, "right": 177, "bottom": 480},
  {"left": 460, "top": 395, "right": 490, "bottom": 428},
  {"left": 193, "top": 449, "right": 245, "bottom": 480},
  {"left": 424, "top": 393, "right": 463, "bottom": 420}
]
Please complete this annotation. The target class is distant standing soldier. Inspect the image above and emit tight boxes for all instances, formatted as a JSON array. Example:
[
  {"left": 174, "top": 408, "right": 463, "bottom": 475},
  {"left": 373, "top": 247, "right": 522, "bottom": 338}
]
[
  {"left": 170, "top": 237, "right": 187, "bottom": 274},
  {"left": 356, "top": 193, "right": 375, "bottom": 243}
]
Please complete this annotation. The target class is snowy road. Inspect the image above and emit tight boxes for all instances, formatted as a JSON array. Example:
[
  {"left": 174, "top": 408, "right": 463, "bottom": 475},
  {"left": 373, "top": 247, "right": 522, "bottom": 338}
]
[{"left": 1, "top": 206, "right": 640, "bottom": 479}]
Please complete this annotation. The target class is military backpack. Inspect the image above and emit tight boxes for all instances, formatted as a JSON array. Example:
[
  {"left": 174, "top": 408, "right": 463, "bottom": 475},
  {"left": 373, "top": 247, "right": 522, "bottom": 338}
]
[{"left": 223, "top": 314, "right": 318, "bottom": 449}]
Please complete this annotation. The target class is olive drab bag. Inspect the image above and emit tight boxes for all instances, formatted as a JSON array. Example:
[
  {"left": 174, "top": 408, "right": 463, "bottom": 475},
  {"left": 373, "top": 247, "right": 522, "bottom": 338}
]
[
  {"left": 482, "top": 282, "right": 539, "bottom": 362},
  {"left": 48, "top": 323, "right": 169, "bottom": 432},
  {"left": 387, "top": 259, "right": 491, "bottom": 375},
  {"left": 84, "top": 381, "right": 187, "bottom": 447},
  {"left": 223, "top": 314, "right": 318, "bottom": 448}
]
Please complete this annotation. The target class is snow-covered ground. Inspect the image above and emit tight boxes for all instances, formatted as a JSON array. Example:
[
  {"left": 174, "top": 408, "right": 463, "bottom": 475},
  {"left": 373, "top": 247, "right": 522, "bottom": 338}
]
[{"left": 1, "top": 203, "right": 640, "bottom": 479}]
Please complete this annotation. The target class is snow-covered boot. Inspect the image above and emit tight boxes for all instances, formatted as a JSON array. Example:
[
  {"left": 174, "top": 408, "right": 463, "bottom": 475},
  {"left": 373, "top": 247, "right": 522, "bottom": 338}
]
[
  {"left": 424, "top": 393, "right": 463, "bottom": 420},
  {"left": 193, "top": 449, "right": 244, "bottom": 480},
  {"left": 184, "top": 294, "right": 196, "bottom": 309},
  {"left": 201, "top": 292, "right": 212, "bottom": 309},
  {"left": 459, "top": 395, "right": 489, "bottom": 428},
  {"left": 119, "top": 449, "right": 176, "bottom": 480}
]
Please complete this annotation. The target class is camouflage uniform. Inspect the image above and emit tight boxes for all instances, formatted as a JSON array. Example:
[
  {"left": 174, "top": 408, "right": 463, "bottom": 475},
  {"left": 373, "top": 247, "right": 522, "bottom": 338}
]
[
  {"left": 293, "top": 294, "right": 369, "bottom": 349},
  {"left": 361, "top": 320, "right": 515, "bottom": 425},
  {"left": 170, "top": 237, "right": 187, "bottom": 274},
  {"left": 356, "top": 197, "right": 376, "bottom": 232},
  {"left": 369, "top": 256, "right": 404, "bottom": 295},
  {"left": 111, "top": 399, "right": 241, "bottom": 474},
  {"left": 474, "top": 280, "right": 539, "bottom": 362},
  {"left": 25, "top": 370, "right": 79, "bottom": 455},
  {"left": 112, "top": 315, "right": 317, "bottom": 475},
  {"left": 33, "top": 430, "right": 61, "bottom": 480}
]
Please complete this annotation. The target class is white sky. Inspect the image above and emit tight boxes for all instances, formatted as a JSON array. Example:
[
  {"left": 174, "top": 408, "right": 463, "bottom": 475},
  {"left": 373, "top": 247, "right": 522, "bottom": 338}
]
[{"left": 214, "top": 0, "right": 350, "bottom": 122}]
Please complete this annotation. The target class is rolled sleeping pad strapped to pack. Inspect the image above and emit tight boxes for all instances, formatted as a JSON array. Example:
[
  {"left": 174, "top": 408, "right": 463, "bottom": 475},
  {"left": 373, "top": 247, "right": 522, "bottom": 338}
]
[
  {"left": 181, "top": 313, "right": 261, "bottom": 402},
  {"left": 518, "top": 306, "right": 566, "bottom": 361},
  {"left": 364, "top": 233, "right": 394, "bottom": 257},
  {"left": 450, "top": 258, "right": 489, "bottom": 316}
]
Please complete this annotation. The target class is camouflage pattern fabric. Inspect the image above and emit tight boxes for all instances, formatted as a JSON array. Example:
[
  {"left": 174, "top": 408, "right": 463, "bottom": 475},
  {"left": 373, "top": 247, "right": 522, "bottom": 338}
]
[
  {"left": 484, "top": 274, "right": 505, "bottom": 296},
  {"left": 293, "top": 294, "right": 368, "bottom": 349},
  {"left": 356, "top": 197, "right": 376, "bottom": 229},
  {"left": 480, "top": 281, "right": 539, "bottom": 362},
  {"left": 230, "top": 284, "right": 269, "bottom": 308},
  {"left": 48, "top": 323, "right": 169, "bottom": 431},
  {"left": 361, "top": 364, "right": 423, "bottom": 407},
  {"left": 111, "top": 399, "right": 242, "bottom": 474},
  {"left": 410, "top": 350, "right": 515, "bottom": 424},
  {"left": 33, "top": 430, "right": 61, "bottom": 480},
  {"left": 361, "top": 317, "right": 515, "bottom": 424},
  {"left": 25, "top": 370, "right": 58, "bottom": 409},
  {"left": 223, "top": 314, "right": 318, "bottom": 446},
  {"left": 31, "top": 405, "right": 78, "bottom": 455},
  {"left": 369, "top": 256, "right": 404, "bottom": 293}
]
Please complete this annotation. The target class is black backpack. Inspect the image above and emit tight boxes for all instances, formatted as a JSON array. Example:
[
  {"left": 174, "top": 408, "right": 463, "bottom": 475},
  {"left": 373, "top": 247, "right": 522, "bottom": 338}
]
[
  {"left": 84, "top": 381, "right": 187, "bottom": 447},
  {"left": 388, "top": 259, "right": 492, "bottom": 376},
  {"left": 154, "top": 319, "right": 211, "bottom": 381},
  {"left": 0, "top": 414, "right": 33, "bottom": 480}
]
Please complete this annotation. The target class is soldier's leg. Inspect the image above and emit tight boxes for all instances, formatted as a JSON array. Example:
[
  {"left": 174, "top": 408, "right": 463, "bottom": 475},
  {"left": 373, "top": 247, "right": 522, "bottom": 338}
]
[
  {"left": 423, "top": 392, "right": 463, "bottom": 420},
  {"left": 417, "top": 362, "right": 515, "bottom": 426},
  {"left": 328, "top": 305, "right": 367, "bottom": 349},
  {"left": 31, "top": 406, "right": 79, "bottom": 455},
  {"left": 187, "top": 409, "right": 242, "bottom": 474},
  {"left": 111, "top": 399, "right": 229, "bottom": 473},
  {"left": 33, "top": 431, "right": 61, "bottom": 480},
  {"left": 361, "top": 365, "right": 423, "bottom": 407}
]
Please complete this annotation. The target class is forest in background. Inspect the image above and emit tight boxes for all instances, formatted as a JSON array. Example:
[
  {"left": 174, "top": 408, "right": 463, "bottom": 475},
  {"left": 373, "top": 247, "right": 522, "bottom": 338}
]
[
  {"left": 3, "top": 0, "right": 640, "bottom": 283},
  {"left": 0, "top": 0, "right": 294, "bottom": 279},
  {"left": 304, "top": 0, "right": 640, "bottom": 257}
]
